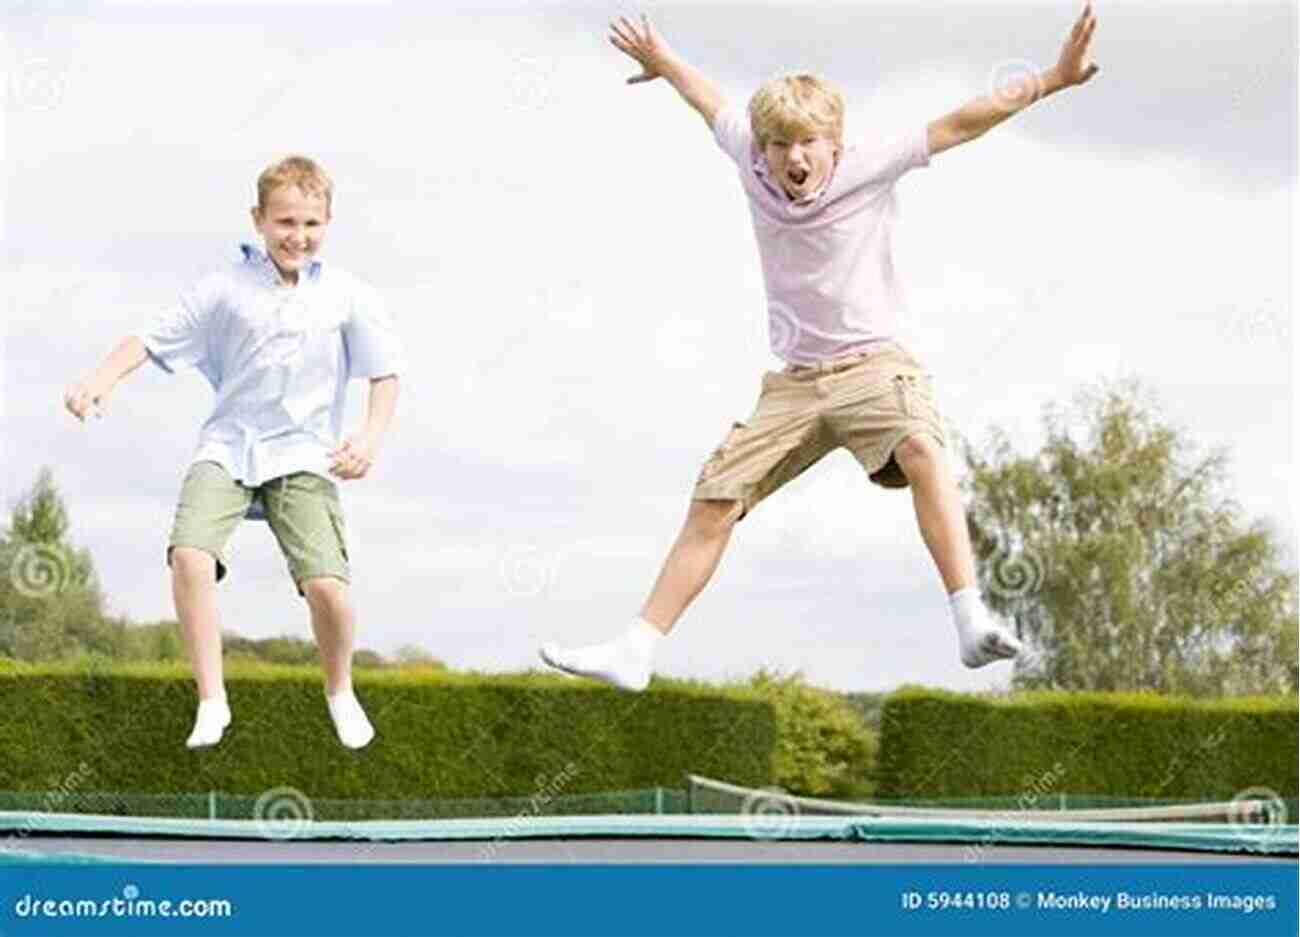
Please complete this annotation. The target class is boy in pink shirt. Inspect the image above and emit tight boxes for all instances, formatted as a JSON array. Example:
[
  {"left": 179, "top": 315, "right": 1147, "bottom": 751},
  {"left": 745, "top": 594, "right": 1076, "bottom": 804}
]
[{"left": 542, "top": 7, "right": 1100, "bottom": 689}]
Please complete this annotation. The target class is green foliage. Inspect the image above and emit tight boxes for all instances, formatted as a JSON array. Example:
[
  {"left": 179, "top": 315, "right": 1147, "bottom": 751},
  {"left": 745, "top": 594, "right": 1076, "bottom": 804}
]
[
  {"left": 841, "top": 691, "right": 888, "bottom": 730},
  {"left": 0, "top": 468, "right": 106, "bottom": 662},
  {"left": 960, "top": 376, "right": 1298, "bottom": 695},
  {"left": 747, "top": 669, "right": 877, "bottom": 797},
  {"left": 877, "top": 685, "right": 1299, "bottom": 800},
  {"left": 0, "top": 664, "right": 777, "bottom": 799}
]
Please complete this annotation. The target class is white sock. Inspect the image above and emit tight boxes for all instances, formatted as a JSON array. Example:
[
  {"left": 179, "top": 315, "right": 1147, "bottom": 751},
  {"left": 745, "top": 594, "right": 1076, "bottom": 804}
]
[
  {"left": 326, "top": 688, "right": 375, "bottom": 750},
  {"left": 539, "top": 618, "right": 663, "bottom": 692},
  {"left": 185, "top": 693, "right": 231, "bottom": 749},
  {"left": 949, "top": 586, "right": 1022, "bottom": 668}
]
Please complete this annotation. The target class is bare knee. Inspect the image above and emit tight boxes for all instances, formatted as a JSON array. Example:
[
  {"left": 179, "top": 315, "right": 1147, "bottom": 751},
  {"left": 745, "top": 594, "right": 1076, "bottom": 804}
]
[
  {"left": 169, "top": 546, "right": 216, "bottom": 583},
  {"left": 683, "top": 499, "right": 742, "bottom": 541},
  {"left": 302, "top": 577, "right": 348, "bottom": 611},
  {"left": 895, "top": 434, "right": 944, "bottom": 482}
]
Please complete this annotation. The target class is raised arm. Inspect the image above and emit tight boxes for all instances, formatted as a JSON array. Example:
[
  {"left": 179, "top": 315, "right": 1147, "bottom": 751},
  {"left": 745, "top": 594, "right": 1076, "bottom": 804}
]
[
  {"left": 927, "top": 1, "right": 1100, "bottom": 156},
  {"left": 609, "top": 14, "right": 725, "bottom": 127}
]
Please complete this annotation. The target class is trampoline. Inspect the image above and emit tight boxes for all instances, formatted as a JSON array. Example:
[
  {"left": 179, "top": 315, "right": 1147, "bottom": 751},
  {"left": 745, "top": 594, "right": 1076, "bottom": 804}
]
[{"left": 2, "top": 774, "right": 1295, "bottom": 866}]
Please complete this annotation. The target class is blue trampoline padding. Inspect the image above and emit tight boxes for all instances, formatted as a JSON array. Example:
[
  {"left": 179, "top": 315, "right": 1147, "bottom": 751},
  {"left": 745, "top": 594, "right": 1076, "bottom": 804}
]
[{"left": 0, "top": 812, "right": 1295, "bottom": 856}]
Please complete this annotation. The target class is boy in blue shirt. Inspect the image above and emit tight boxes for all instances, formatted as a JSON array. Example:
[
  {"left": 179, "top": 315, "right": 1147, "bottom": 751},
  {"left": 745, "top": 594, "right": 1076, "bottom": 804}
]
[{"left": 64, "top": 156, "right": 405, "bottom": 749}]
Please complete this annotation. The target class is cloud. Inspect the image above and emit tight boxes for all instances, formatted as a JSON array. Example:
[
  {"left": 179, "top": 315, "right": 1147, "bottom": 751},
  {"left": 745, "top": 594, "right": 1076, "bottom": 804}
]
[{"left": 3, "top": 2, "right": 1292, "bottom": 692}]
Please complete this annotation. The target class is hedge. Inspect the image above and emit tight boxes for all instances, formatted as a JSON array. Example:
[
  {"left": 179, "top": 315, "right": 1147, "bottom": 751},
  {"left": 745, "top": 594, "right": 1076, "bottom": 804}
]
[
  {"left": 877, "top": 686, "right": 1299, "bottom": 801},
  {"left": 0, "top": 661, "right": 776, "bottom": 801}
]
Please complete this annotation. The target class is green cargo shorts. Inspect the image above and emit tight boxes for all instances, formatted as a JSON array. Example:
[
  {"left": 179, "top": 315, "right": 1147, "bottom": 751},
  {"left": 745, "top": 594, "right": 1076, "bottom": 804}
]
[{"left": 166, "top": 461, "right": 350, "bottom": 597}]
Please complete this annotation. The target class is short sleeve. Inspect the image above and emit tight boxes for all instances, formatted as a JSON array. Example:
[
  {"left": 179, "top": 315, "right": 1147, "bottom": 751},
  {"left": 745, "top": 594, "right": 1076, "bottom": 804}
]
[
  {"left": 838, "top": 125, "right": 931, "bottom": 192},
  {"left": 136, "top": 274, "right": 222, "bottom": 375},
  {"left": 711, "top": 104, "right": 753, "bottom": 168},
  {"left": 342, "top": 279, "right": 406, "bottom": 380}
]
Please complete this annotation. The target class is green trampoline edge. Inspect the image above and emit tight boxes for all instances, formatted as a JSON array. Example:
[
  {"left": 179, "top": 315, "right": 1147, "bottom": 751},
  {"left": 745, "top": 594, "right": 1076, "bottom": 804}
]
[{"left": 0, "top": 812, "right": 1295, "bottom": 858}]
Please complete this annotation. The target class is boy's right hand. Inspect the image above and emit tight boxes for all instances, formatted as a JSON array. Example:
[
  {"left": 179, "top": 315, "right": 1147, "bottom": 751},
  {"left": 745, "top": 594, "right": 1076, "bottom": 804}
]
[
  {"left": 63, "top": 380, "right": 106, "bottom": 422},
  {"left": 609, "top": 14, "right": 676, "bottom": 84}
]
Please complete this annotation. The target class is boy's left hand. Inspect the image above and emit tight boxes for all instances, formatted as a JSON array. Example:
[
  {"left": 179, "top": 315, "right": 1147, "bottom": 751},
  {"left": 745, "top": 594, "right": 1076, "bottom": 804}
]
[
  {"left": 328, "top": 434, "right": 377, "bottom": 480},
  {"left": 1054, "top": 1, "right": 1100, "bottom": 87}
]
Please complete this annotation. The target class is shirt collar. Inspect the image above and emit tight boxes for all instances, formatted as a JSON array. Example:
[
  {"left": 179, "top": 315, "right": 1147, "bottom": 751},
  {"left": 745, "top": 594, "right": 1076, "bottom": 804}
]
[{"left": 239, "top": 242, "right": 323, "bottom": 286}]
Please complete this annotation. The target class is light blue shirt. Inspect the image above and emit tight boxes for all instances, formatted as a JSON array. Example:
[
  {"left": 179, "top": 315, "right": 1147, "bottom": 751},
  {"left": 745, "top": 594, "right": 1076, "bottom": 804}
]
[{"left": 138, "top": 243, "right": 406, "bottom": 488}]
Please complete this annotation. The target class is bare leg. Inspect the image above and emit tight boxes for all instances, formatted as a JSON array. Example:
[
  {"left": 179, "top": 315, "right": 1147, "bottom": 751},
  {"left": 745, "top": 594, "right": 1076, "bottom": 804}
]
[
  {"left": 893, "top": 435, "right": 975, "bottom": 593},
  {"left": 169, "top": 546, "right": 225, "bottom": 699},
  {"left": 895, "top": 434, "right": 1020, "bottom": 666},
  {"left": 539, "top": 498, "right": 742, "bottom": 691},
  {"left": 303, "top": 577, "right": 373, "bottom": 748},
  {"left": 639, "top": 498, "right": 741, "bottom": 634},
  {"left": 302, "top": 577, "right": 355, "bottom": 695}
]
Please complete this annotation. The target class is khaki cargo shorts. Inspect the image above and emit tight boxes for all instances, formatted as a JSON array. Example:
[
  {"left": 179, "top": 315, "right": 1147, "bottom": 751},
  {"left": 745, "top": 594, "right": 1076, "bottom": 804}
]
[
  {"left": 166, "top": 461, "right": 350, "bottom": 597},
  {"left": 692, "top": 340, "right": 948, "bottom": 521}
]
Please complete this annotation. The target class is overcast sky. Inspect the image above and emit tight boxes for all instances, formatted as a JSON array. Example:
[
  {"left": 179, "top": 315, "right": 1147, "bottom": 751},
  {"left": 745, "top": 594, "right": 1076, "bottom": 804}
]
[{"left": 1, "top": 0, "right": 1294, "bottom": 693}]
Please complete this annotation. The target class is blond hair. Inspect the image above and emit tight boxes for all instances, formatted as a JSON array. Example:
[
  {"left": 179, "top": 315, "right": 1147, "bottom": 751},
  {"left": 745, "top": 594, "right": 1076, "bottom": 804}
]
[
  {"left": 748, "top": 74, "right": 845, "bottom": 149},
  {"left": 256, "top": 155, "right": 334, "bottom": 215}
]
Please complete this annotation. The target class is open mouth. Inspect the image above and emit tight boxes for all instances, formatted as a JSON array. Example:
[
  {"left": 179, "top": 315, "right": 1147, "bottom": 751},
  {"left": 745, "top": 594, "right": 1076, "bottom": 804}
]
[{"left": 788, "top": 168, "right": 809, "bottom": 187}]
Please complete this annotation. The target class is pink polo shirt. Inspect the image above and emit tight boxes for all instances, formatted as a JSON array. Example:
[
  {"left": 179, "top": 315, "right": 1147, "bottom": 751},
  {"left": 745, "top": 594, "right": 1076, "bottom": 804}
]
[{"left": 712, "top": 105, "right": 931, "bottom": 366}]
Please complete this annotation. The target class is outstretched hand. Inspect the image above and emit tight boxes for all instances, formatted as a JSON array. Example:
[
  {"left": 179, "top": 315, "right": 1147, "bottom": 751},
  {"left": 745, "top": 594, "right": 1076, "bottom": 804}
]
[
  {"left": 1055, "top": 1, "right": 1100, "bottom": 87},
  {"left": 63, "top": 381, "right": 106, "bottom": 423},
  {"left": 608, "top": 14, "right": 674, "bottom": 85}
]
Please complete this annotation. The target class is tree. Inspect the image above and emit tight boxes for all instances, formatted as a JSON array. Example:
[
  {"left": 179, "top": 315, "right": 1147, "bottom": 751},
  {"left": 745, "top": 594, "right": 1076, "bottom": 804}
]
[
  {"left": 393, "top": 644, "right": 446, "bottom": 669},
  {"left": 0, "top": 468, "right": 108, "bottom": 661},
  {"left": 960, "top": 376, "right": 1297, "bottom": 696},
  {"left": 748, "top": 669, "right": 877, "bottom": 797}
]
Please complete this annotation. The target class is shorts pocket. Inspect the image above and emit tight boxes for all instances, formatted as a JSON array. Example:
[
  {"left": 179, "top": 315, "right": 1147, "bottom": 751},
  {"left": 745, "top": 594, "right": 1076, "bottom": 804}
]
[
  {"left": 894, "top": 372, "right": 935, "bottom": 418},
  {"left": 699, "top": 421, "right": 747, "bottom": 482},
  {"left": 895, "top": 374, "right": 914, "bottom": 417},
  {"left": 328, "top": 503, "right": 350, "bottom": 562}
]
